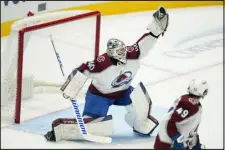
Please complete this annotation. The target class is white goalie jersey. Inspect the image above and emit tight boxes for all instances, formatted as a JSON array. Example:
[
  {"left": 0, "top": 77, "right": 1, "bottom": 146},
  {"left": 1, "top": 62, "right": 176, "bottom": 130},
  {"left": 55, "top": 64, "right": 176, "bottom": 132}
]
[{"left": 75, "top": 32, "right": 158, "bottom": 99}]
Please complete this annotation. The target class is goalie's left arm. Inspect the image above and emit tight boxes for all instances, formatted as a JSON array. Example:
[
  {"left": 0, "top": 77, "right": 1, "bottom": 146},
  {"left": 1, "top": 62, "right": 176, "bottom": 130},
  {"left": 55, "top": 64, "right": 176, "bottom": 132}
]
[{"left": 127, "top": 6, "right": 169, "bottom": 60}]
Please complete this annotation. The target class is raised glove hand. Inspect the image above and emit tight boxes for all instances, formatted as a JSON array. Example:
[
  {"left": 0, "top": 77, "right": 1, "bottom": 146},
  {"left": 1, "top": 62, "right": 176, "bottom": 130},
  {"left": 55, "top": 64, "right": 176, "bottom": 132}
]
[
  {"left": 147, "top": 6, "right": 169, "bottom": 37},
  {"left": 171, "top": 132, "right": 185, "bottom": 149}
]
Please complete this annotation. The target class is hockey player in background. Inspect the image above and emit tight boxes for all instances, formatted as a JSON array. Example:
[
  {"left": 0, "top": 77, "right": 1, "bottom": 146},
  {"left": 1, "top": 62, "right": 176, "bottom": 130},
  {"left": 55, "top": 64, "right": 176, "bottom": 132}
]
[
  {"left": 45, "top": 6, "right": 169, "bottom": 142},
  {"left": 154, "top": 79, "right": 208, "bottom": 149}
]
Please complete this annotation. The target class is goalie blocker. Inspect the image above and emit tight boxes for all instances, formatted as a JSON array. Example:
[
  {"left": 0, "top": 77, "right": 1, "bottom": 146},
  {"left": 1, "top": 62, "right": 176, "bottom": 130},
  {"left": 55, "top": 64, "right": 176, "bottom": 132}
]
[
  {"left": 60, "top": 69, "right": 88, "bottom": 99},
  {"left": 45, "top": 70, "right": 158, "bottom": 141}
]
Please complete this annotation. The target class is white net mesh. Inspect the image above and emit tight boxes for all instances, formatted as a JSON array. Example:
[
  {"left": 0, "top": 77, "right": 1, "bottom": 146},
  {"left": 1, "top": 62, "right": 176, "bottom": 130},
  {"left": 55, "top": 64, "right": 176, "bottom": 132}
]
[{"left": 1, "top": 10, "right": 100, "bottom": 126}]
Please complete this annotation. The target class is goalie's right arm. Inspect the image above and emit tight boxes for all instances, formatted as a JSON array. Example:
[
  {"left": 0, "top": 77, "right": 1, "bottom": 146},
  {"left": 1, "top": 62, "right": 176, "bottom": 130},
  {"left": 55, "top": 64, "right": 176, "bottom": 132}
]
[
  {"left": 61, "top": 54, "right": 109, "bottom": 99},
  {"left": 60, "top": 69, "right": 88, "bottom": 99}
]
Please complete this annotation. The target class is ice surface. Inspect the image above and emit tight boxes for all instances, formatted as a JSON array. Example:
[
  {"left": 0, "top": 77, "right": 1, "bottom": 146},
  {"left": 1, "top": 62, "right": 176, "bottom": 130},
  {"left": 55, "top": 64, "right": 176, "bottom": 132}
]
[{"left": 1, "top": 5, "right": 223, "bottom": 149}]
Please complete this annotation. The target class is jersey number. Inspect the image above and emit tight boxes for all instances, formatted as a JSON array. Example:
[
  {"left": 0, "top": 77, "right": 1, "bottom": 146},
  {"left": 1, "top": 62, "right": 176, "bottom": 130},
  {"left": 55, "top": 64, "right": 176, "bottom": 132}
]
[
  {"left": 87, "top": 61, "right": 95, "bottom": 70},
  {"left": 176, "top": 107, "right": 189, "bottom": 118}
]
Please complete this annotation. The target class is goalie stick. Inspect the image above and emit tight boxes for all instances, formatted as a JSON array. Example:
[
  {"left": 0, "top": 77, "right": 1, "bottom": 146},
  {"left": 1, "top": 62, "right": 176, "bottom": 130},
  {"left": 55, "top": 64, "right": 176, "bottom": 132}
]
[
  {"left": 49, "top": 34, "right": 112, "bottom": 144},
  {"left": 50, "top": 34, "right": 65, "bottom": 77}
]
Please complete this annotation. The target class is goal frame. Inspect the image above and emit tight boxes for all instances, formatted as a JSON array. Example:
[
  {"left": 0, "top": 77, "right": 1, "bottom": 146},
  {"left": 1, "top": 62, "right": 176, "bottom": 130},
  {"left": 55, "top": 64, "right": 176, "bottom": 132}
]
[{"left": 14, "top": 11, "right": 101, "bottom": 124}]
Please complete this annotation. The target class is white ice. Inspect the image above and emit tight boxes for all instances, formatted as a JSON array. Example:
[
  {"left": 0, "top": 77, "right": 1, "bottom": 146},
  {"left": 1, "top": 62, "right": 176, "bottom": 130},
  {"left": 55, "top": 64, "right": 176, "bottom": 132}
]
[{"left": 1, "top": 6, "right": 223, "bottom": 149}]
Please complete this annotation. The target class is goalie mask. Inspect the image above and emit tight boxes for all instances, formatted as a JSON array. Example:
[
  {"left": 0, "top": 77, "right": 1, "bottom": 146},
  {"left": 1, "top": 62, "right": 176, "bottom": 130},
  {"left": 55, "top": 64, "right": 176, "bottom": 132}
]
[{"left": 106, "top": 38, "right": 127, "bottom": 64}]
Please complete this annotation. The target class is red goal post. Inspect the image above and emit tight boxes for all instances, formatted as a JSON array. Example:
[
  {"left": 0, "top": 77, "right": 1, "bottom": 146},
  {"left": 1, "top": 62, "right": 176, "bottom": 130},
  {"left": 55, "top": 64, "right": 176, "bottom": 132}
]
[{"left": 1, "top": 10, "right": 101, "bottom": 124}]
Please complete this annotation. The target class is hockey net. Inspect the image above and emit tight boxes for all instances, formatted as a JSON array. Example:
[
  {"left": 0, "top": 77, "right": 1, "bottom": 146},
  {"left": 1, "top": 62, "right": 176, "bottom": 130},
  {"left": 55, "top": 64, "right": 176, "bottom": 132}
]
[{"left": 1, "top": 10, "right": 101, "bottom": 126}]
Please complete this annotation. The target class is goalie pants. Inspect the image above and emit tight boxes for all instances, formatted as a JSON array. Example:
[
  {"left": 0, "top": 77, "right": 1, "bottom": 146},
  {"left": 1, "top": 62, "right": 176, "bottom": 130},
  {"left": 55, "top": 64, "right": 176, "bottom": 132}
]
[{"left": 82, "top": 86, "right": 134, "bottom": 117}]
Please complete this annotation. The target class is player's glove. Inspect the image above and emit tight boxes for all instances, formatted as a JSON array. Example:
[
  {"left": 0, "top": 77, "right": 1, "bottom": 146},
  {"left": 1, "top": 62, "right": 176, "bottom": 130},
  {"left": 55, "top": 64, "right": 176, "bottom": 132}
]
[
  {"left": 192, "top": 143, "right": 206, "bottom": 149},
  {"left": 147, "top": 6, "right": 169, "bottom": 37},
  {"left": 171, "top": 132, "right": 185, "bottom": 149},
  {"left": 188, "top": 134, "right": 206, "bottom": 149}
]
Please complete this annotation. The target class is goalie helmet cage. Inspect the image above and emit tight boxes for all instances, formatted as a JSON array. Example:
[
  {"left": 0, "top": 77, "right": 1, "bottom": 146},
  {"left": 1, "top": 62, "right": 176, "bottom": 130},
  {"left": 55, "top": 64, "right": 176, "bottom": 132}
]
[{"left": 1, "top": 10, "right": 101, "bottom": 124}]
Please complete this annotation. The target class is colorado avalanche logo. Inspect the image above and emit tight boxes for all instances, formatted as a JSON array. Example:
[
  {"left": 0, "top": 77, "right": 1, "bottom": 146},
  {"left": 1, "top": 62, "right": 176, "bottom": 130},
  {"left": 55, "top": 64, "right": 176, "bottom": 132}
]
[{"left": 111, "top": 71, "right": 132, "bottom": 88}]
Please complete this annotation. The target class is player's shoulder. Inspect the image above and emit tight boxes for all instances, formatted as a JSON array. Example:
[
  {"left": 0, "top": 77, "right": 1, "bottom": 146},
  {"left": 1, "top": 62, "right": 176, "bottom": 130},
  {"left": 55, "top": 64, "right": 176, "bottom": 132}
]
[
  {"left": 88, "top": 53, "right": 112, "bottom": 73},
  {"left": 178, "top": 94, "right": 200, "bottom": 112},
  {"left": 95, "top": 53, "right": 112, "bottom": 67},
  {"left": 126, "top": 44, "right": 140, "bottom": 59}
]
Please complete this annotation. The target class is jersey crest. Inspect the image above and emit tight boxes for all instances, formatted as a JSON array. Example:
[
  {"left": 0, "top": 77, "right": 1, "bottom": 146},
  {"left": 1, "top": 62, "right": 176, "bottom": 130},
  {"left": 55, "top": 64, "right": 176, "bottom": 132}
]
[{"left": 111, "top": 71, "right": 132, "bottom": 88}]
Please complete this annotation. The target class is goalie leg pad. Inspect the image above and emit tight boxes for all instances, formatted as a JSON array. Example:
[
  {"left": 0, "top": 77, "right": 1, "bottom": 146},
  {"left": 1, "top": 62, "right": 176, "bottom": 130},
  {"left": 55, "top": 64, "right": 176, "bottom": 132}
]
[
  {"left": 133, "top": 115, "right": 159, "bottom": 135},
  {"left": 125, "top": 104, "right": 159, "bottom": 135},
  {"left": 125, "top": 82, "right": 159, "bottom": 135},
  {"left": 48, "top": 115, "right": 113, "bottom": 142}
]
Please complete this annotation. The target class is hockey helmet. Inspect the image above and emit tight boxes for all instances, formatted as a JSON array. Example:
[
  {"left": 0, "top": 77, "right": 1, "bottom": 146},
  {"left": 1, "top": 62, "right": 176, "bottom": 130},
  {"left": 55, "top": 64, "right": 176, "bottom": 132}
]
[{"left": 187, "top": 79, "right": 208, "bottom": 97}]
